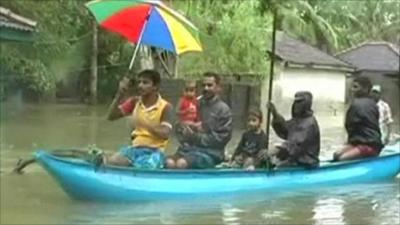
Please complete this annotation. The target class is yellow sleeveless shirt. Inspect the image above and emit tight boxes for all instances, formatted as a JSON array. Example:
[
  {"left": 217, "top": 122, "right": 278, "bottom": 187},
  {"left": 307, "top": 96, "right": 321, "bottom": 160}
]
[{"left": 131, "top": 96, "right": 169, "bottom": 151}]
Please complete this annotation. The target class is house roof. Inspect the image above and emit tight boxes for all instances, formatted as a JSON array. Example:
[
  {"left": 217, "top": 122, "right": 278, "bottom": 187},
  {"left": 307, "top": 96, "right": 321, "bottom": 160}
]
[
  {"left": 0, "top": 7, "right": 37, "bottom": 32},
  {"left": 336, "top": 42, "right": 399, "bottom": 72},
  {"left": 273, "top": 32, "right": 352, "bottom": 69}
]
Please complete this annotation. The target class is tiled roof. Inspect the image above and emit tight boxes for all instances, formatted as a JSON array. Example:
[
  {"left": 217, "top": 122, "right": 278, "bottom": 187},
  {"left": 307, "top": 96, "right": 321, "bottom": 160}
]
[
  {"left": 337, "top": 42, "right": 399, "bottom": 72},
  {"left": 274, "top": 32, "right": 352, "bottom": 68},
  {"left": 0, "top": 7, "right": 36, "bottom": 32},
  {"left": 0, "top": 16, "right": 34, "bottom": 31}
]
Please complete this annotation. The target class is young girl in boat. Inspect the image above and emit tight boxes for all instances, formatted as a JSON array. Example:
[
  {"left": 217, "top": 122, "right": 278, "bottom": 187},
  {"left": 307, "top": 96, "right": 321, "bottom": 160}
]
[{"left": 230, "top": 108, "right": 267, "bottom": 170}]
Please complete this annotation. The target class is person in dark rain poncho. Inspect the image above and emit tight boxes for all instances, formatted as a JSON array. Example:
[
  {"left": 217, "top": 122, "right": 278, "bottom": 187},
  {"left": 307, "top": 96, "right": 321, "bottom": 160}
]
[
  {"left": 268, "top": 91, "right": 320, "bottom": 168},
  {"left": 333, "top": 76, "right": 383, "bottom": 161}
]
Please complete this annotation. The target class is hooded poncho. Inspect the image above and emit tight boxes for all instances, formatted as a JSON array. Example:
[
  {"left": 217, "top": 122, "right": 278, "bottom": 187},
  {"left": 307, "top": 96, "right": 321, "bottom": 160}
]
[{"left": 272, "top": 91, "right": 320, "bottom": 167}]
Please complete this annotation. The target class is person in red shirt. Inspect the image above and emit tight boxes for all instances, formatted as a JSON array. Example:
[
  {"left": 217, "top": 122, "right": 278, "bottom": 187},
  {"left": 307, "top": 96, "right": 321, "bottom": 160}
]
[
  {"left": 171, "top": 80, "right": 201, "bottom": 157},
  {"left": 176, "top": 80, "right": 200, "bottom": 129}
]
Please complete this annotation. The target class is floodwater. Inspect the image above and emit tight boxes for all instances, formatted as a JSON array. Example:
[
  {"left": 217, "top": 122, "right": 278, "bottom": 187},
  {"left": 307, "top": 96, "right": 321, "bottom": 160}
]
[{"left": 1, "top": 103, "right": 399, "bottom": 225}]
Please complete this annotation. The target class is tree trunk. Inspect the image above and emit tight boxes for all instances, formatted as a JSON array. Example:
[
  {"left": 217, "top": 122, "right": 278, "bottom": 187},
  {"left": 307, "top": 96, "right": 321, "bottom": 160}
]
[
  {"left": 89, "top": 21, "right": 98, "bottom": 105},
  {"left": 174, "top": 55, "right": 179, "bottom": 78},
  {"left": 314, "top": 27, "right": 332, "bottom": 54}
]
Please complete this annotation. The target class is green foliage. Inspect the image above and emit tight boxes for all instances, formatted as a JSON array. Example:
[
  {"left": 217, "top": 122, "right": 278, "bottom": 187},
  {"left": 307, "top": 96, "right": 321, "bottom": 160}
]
[
  {"left": 171, "top": 0, "right": 270, "bottom": 76},
  {"left": 0, "top": 0, "right": 92, "bottom": 98},
  {"left": 257, "top": 0, "right": 399, "bottom": 52},
  {"left": 1, "top": 43, "right": 53, "bottom": 96},
  {"left": 0, "top": 0, "right": 132, "bottom": 100},
  {"left": 316, "top": 0, "right": 400, "bottom": 51},
  {"left": 1, "top": 0, "right": 398, "bottom": 100}
]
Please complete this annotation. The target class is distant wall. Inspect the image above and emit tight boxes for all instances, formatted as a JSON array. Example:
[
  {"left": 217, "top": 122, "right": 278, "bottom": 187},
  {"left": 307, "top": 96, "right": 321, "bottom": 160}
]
[
  {"left": 272, "top": 67, "right": 347, "bottom": 116},
  {"left": 160, "top": 78, "right": 261, "bottom": 129},
  {"left": 277, "top": 67, "right": 346, "bottom": 102},
  {"left": 54, "top": 73, "right": 261, "bottom": 128}
]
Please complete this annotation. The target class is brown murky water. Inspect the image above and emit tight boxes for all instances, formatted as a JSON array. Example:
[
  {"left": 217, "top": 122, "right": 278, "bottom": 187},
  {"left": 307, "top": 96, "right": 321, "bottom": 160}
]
[{"left": 1, "top": 103, "right": 399, "bottom": 225}]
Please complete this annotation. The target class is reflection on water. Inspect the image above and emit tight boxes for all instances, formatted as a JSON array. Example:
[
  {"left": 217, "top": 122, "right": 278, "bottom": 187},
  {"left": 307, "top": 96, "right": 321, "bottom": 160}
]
[
  {"left": 1, "top": 171, "right": 399, "bottom": 224},
  {"left": 313, "top": 198, "right": 345, "bottom": 225},
  {"left": 1, "top": 103, "right": 399, "bottom": 225},
  {"left": 221, "top": 204, "right": 243, "bottom": 225}
]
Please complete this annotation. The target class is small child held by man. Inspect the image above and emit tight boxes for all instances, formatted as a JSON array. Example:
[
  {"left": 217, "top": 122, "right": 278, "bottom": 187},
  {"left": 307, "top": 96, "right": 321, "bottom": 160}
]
[{"left": 175, "top": 80, "right": 201, "bottom": 146}]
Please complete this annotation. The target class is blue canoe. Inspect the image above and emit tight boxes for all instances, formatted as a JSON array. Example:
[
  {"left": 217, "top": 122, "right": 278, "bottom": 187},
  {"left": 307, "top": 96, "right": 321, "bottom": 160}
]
[{"left": 35, "top": 142, "right": 400, "bottom": 202}]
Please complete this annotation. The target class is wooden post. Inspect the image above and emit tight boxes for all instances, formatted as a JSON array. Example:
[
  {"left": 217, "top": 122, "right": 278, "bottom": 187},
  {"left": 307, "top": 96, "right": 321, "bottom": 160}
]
[{"left": 174, "top": 55, "right": 179, "bottom": 78}]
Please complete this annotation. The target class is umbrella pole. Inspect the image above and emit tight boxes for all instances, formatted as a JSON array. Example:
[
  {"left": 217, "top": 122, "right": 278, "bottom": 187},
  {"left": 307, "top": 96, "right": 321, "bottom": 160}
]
[
  {"left": 129, "top": 44, "right": 141, "bottom": 70},
  {"left": 129, "top": 14, "right": 151, "bottom": 70}
]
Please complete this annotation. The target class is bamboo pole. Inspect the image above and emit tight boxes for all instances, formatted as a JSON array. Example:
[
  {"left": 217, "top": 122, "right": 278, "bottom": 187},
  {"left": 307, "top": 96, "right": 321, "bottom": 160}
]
[{"left": 265, "top": 8, "right": 278, "bottom": 149}]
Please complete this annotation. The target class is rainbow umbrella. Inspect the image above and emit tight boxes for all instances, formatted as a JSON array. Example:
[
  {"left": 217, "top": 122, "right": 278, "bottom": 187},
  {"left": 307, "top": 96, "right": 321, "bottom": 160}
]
[{"left": 86, "top": 0, "right": 202, "bottom": 69}]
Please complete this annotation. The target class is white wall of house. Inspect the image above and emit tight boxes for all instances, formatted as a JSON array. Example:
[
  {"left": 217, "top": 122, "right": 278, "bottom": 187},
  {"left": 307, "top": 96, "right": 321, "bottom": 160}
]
[
  {"left": 276, "top": 67, "right": 346, "bottom": 102},
  {"left": 260, "top": 65, "right": 349, "bottom": 120}
]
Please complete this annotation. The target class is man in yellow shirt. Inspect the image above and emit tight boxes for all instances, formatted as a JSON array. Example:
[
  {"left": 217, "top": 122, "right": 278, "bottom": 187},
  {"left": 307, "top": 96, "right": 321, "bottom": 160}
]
[{"left": 106, "top": 70, "right": 173, "bottom": 169}]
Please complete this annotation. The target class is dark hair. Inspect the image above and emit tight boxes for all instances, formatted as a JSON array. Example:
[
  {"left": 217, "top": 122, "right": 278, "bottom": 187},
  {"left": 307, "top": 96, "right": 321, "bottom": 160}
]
[
  {"left": 354, "top": 76, "right": 372, "bottom": 92},
  {"left": 138, "top": 69, "right": 161, "bottom": 86},
  {"left": 203, "top": 72, "right": 221, "bottom": 85},
  {"left": 248, "top": 108, "right": 263, "bottom": 121}
]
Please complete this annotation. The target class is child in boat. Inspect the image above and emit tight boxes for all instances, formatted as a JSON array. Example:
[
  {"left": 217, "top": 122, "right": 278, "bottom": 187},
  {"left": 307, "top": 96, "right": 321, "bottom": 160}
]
[
  {"left": 177, "top": 80, "right": 200, "bottom": 125},
  {"left": 230, "top": 108, "right": 267, "bottom": 170},
  {"left": 175, "top": 80, "right": 201, "bottom": 145}
]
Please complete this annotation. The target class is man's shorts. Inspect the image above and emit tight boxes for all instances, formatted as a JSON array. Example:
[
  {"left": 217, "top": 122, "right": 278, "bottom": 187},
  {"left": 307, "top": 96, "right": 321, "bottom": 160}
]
[
  {"left": 120, "top": 146, "right": 165, "bottom": 169},
  {"left": 172, "top": 146, "right": 217, "bottom": 169}
]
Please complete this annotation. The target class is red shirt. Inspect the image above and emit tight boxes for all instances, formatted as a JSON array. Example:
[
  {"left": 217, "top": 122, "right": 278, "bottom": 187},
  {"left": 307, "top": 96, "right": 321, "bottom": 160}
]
[{"left": 178, "top": 96, "right": 199, "bottom": 123}]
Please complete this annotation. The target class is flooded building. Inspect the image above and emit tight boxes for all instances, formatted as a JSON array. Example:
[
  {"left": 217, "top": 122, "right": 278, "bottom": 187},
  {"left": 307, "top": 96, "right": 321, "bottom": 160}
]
[
  {"left": 264, "top": 32, "right": 354, "bottom": 117},
  {"left": 337, "top": 42, "right": 400, "bottom": 123},
  {"left": 0, "top": 7, "right": 37, "bottom": 42}
]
